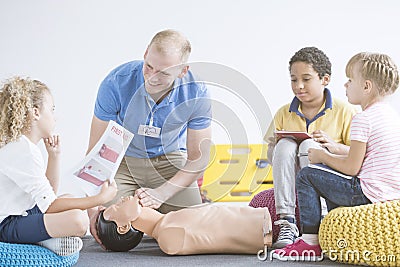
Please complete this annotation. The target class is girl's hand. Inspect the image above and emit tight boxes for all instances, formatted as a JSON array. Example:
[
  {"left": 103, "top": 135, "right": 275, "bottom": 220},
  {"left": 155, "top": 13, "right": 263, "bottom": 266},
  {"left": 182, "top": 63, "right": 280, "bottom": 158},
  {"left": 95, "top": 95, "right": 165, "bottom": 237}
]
[
  {"left": 44, "top": 135, "right": 61, "bottom": 156},
  {"left": 97, "top": 180, "right": 117, "bottom": 204},
  {"left": 88, "top": 206, "right": 107, "bottom": 250},
  {"left": 311, "top": 130, "right": 338, "bottom": 153},
  {"left": 308, "top": 147, "right": 329, "bottom": 164}
]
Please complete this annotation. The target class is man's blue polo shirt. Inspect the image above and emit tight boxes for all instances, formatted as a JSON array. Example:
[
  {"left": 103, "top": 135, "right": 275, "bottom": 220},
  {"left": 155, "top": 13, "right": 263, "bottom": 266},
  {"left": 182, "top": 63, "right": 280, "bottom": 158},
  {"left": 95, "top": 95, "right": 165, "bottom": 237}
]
[{"left": 94, "top": 60, "right": 212, "bottom": 158}]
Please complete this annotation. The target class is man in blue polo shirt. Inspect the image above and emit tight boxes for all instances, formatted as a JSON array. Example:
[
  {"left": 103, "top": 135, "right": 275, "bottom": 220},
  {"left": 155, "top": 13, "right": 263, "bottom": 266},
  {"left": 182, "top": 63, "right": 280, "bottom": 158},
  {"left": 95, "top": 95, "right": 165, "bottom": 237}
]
[{"left": 87, "top": 29, "right": 212, "bottom": 245}]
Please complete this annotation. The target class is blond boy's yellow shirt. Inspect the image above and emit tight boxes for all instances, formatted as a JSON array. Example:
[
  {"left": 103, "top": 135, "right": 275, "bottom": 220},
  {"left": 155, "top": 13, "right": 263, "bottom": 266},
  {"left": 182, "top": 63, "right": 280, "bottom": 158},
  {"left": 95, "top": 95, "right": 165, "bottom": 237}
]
[{"left": 264, "top": 89, "right": 358, "bottom": 145}]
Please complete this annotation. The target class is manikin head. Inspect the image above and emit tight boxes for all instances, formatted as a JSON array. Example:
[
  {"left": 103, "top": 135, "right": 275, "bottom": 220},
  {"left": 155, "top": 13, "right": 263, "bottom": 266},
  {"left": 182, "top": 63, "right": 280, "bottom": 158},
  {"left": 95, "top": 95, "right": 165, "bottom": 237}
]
[{"left": 96, "top": 196, "right": 143, "bottom": 252}]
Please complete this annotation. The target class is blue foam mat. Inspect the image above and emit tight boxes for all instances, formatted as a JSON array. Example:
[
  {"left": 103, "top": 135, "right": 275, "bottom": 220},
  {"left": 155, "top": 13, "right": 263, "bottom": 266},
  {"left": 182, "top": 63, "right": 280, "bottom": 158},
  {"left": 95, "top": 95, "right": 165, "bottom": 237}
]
[{"left": 0, "top": 241, "right": 79, "bottom": 267}]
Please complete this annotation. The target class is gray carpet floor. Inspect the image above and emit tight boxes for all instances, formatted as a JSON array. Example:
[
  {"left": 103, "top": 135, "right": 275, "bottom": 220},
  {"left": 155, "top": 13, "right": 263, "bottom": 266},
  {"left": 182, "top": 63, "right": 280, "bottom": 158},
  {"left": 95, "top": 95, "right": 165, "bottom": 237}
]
[{"left": 75, "top": 235, "right": 348, "bottom": 267}]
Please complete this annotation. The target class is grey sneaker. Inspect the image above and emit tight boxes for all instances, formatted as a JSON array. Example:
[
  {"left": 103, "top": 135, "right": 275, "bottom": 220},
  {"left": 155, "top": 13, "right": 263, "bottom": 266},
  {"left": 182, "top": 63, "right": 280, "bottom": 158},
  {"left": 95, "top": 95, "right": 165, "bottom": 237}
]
[
  {"left": 37, "top": 236, "right": 83, "bottom": 256},
  {"left": 272, "top": 217, "right": 299, "bottom": 249}
]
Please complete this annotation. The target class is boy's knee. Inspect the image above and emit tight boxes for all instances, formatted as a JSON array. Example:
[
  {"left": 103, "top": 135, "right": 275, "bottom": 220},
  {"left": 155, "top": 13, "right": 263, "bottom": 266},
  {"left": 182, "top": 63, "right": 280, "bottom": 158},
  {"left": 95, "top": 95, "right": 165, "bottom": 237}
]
[
  {"left": 276, "top": 138, "right": 297, "bottom": 147},
  {"left": 274, "top": 138, "right": 298, "bottom": 158},
  {"left": 298, "top": 139, "right": 319, "bottom": 153}
]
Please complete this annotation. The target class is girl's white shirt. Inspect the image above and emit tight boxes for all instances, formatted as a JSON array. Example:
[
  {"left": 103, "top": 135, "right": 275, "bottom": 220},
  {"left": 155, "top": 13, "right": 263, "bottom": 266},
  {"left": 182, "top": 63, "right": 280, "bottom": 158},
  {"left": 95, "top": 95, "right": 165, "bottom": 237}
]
[{"left": 0, "top": 135, "right": 57, "bottom": 223}]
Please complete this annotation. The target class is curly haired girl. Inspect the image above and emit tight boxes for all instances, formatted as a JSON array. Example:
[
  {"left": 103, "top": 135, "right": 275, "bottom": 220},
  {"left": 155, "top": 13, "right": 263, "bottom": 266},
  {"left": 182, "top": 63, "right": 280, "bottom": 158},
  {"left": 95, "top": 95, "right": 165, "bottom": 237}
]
[{"left": 0, "top": 77, "right": 117, "bottom": 256}]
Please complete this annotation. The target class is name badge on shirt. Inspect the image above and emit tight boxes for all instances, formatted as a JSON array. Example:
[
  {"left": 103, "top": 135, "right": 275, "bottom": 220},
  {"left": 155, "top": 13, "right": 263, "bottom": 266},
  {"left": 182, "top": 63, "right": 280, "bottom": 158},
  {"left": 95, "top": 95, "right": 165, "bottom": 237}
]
[{"left": 138, "top": 124, "right": 161, "bottom": 138}]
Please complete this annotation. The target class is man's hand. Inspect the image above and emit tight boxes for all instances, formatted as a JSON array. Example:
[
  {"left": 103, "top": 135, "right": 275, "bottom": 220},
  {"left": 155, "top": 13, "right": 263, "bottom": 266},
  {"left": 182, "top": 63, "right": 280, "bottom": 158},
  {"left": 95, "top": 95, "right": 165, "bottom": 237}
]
[
  {"left": 88, "top": 206, "right": 107, "bottom": 250},
  {"left": 135, "top": 187, "right": 167, "bottom": 209}
]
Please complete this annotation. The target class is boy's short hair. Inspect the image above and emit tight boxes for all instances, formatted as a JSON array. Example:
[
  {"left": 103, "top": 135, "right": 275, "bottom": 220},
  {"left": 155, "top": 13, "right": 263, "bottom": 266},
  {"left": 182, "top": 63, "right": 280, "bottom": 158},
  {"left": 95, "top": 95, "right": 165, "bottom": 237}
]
[
  {"left": 289, "top": 47, "right": 332, "bottom": 79},
  {"left": 346, "top": 52, "right": 399, "bottom": 96}
]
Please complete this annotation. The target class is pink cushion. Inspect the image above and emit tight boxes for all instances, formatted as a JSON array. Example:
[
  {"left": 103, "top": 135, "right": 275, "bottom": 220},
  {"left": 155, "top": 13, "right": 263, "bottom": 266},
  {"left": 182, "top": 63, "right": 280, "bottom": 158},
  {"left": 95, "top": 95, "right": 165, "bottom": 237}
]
[{"left": 249, "top": 188, "right": 301, "bottom": 242}]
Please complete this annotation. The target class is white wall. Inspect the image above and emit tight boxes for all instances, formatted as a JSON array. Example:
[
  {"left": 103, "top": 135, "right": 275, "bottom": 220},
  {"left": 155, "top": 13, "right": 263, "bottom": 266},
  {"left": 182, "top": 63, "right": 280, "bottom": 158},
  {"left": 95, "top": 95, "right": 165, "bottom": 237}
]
[{"left": 1, "top": 0, "right": 400, "bottom": 181}]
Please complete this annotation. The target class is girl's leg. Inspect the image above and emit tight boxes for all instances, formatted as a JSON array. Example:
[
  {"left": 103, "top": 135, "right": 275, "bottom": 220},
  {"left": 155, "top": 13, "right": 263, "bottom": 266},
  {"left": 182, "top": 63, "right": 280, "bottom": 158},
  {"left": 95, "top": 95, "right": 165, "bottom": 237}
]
[
  {"left": 0, "top": 205, "right": 86, "bottom": 242},
  {"left": 0, "top": 205, "right": 51, "bottom": 243},
  {"left": 0, "top": 205, "right": 85, "bottom": 256},
  {"left": 272, "top": 167, "right": 347, "bottom": 261},
  {"left": 38, "top": 209, "right": 87, "bottom": 256},
  {"left": 296, "top": 167, "right": 370, "bottom": 234},
  {"left": 295, "top": 168, "right": 324, "bottom": 234},
  {"left": 44, "top": 209, "right": 88, "bottom": 237},
  {"left": 273, "top": 167, "right": 370, "bottom": 261}
]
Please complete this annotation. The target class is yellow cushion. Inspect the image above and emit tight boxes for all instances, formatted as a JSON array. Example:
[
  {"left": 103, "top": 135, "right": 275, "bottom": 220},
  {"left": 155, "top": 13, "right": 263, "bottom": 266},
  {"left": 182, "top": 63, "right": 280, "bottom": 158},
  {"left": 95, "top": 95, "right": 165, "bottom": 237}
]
[{"left": 319, "top": 200, "right": 400, "bottom": 266}]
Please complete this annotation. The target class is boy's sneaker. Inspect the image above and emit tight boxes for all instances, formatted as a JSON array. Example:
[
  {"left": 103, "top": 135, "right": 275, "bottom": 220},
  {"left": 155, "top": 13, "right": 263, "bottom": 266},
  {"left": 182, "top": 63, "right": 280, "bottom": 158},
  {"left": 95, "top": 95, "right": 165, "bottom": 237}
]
[
  {"left": 37, "top": 237, "right": 83, "bottom": 256},
  {"left": 272, "top": 239, "right": 323, "bottom": 261},
  {"left": 272, "top": 217, "right": 299, "bottom": 249}
]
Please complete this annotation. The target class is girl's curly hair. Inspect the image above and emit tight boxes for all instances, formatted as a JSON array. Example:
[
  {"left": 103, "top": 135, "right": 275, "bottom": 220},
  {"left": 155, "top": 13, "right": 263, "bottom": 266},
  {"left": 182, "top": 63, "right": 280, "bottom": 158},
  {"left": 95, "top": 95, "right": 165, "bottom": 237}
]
[{"left": 0, "top": 76, "right": 49, "bottom": 148}]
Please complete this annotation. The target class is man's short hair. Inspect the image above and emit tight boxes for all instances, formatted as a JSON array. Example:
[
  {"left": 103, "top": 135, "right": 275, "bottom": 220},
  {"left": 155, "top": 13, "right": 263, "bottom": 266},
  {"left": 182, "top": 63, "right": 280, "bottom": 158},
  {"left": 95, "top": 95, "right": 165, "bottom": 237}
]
[{"left": 149, "top": 29, "right": 191, "bottom": 63}]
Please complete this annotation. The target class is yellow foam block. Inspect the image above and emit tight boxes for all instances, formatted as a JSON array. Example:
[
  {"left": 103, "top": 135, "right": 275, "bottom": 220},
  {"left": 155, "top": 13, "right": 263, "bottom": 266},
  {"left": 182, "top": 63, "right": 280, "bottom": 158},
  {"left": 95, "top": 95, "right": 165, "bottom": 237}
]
[{"left": 201, "top": 144, "right": 273, "bottom": 202}]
